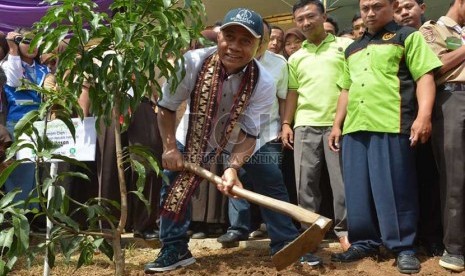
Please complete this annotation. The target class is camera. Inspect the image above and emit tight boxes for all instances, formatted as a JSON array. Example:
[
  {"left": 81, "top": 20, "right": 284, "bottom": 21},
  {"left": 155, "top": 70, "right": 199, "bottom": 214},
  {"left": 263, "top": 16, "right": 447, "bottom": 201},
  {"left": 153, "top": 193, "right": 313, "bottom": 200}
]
[
  {"left": 13, "top": 36, "right": 31, "bottom": 45},
  {"left": 13, "top": 36, "right": 23, "bottom": 45}
]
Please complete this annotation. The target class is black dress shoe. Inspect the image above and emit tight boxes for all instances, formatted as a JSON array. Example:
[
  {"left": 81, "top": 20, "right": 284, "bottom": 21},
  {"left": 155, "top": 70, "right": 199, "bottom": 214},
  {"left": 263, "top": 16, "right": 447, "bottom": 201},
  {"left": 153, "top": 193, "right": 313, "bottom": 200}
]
[
  {"left": 134, "top": 230, "right": 159, "bottom": 241},
  {"left": 396, "top": 253, "right": 420, "bottom": 274},
  {"left": 331, "top": 246, "right": 378, "bottom": 263},
  {"left": 143, "top": 230, "right": 159, "bottom": 241},
  {"left": 217, "top": 232, "right": 248, "bottom": 243}
]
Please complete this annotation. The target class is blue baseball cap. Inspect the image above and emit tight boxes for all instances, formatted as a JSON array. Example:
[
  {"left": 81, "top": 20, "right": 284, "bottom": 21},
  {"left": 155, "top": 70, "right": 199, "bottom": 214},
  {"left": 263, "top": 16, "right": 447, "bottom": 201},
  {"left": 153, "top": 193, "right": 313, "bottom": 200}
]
[{"left": 221, "top": 8, "right": 263, "bottom": 38}]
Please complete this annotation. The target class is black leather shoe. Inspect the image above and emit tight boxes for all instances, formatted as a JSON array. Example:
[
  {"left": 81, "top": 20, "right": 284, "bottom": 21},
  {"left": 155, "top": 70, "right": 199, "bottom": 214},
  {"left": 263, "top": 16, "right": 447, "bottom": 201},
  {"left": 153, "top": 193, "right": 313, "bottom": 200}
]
[
  {"left": 217, "top": 232, "right": 248, "bottom": 243},
  {"left": 143, "top": 230, "right": 160, "bottom": 241},
  {"left": 331, "top": 246, "right": 378, "bottom": 263},
  {"left": 134, "top": 230, "right": 159, "bottom": 241},
  {"left": 397, "top": 253, "right": 420, "bottom": 274}
]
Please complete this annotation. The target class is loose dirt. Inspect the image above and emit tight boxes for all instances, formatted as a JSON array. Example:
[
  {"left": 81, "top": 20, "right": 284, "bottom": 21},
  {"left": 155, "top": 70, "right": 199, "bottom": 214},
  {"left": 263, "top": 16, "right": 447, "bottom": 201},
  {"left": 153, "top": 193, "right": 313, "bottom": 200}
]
[{"left": 11, "top": 240, "right": 464, "bottom": 275}]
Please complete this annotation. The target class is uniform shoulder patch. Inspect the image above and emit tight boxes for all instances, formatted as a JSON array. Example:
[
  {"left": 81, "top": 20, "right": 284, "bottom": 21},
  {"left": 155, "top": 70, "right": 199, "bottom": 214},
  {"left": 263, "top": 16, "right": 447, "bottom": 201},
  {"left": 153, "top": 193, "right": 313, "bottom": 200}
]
[{"left": 382, "top": 33, "right": 396, "bottom": 41}]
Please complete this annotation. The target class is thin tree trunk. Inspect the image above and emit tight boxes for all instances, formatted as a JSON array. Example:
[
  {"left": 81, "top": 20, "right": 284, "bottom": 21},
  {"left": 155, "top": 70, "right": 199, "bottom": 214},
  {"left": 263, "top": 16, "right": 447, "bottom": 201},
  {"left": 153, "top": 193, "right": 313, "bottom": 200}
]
[{"left": 112, "top": 98, "right": 128, "bottom": 276}]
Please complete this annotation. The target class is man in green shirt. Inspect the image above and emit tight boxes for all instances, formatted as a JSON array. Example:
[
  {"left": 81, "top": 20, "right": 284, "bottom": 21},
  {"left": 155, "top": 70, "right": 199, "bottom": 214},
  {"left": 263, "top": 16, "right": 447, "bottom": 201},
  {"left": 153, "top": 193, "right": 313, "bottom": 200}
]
[
  {"left": 282, "top": 0, "right": 352, "bottom": 253},
  {"left": 328, "top": 0, "right": 442, "bottom": 274}
]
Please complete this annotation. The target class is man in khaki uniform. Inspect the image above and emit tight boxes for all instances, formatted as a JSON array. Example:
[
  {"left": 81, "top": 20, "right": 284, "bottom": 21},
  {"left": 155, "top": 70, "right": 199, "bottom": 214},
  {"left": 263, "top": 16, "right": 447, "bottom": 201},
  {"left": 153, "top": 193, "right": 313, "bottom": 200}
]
[{"left": 419, "top": 0, "right": 465, "bottom": 272}]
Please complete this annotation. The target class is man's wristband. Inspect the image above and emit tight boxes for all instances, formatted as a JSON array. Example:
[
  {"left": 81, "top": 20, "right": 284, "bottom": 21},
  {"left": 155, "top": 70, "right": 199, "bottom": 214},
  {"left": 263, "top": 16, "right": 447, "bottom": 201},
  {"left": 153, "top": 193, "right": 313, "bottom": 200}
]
[{"left": 282, "top": 122, "right": 291, "bottom": 127}]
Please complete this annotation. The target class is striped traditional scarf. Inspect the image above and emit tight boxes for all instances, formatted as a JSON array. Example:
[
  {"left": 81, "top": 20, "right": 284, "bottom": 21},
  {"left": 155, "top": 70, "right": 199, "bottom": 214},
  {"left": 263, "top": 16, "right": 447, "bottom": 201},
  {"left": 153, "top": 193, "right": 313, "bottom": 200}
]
[{"left": 161, "top": 52, "right": 258, "bottom": 220}]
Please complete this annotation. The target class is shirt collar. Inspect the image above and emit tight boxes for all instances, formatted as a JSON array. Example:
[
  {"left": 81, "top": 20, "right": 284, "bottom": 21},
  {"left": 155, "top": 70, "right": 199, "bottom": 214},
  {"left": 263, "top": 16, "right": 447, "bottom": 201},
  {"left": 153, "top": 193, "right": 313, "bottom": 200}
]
[
  {"left": 302, "top": 33, "right": 334, "bottom": 48},
  {"left": 362, "top": 21, "right": 399, "bottom": 39},
  {"left": 438, "top": 16, "right": 462, "bottom": 34},
  {"left": 219, "top": 60, "right": 248, "bottom": 79},
  {"left": 384, "top": 21, "right": 399, "bottom": 32},
  {"left": 21, "top": 60, "right": 36, "bottom": 68},
  {"left": 257, "top": 50, "right": 269, "bottom": 62},
  {"left": 439, "top": 16, "right": 460, "bottom": 29}
]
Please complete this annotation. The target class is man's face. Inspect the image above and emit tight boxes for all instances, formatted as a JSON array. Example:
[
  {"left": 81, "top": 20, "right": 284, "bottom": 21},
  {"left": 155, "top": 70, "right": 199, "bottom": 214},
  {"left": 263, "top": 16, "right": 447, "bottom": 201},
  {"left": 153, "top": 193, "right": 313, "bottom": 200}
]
[
  {"left": 268, "top": 28, "right": 284, "bottom": 54},
  {"left": 394, "top": 0, "right": 425, "bottom": 29},
  {"left": 360, "top": 0, "right": 398, "bottom": 34},
  {"left": 294, "top": 3, "right": 326, "bottom": 39},
  {"left": 352, "top": 17, "right": 366, "bottom": 39},
  {"left": 323, "top": 22, "right": 336, "bottom": 35},
  {"left": 217, "top": 25, "right": 260, "bottom": 74}
]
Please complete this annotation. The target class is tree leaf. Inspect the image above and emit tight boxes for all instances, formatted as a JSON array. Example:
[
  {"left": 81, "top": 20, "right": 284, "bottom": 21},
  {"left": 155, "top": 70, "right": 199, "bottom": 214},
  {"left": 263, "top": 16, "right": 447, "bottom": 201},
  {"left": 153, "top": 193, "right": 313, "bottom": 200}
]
[
  {"left": 48, "top": 186, "right": 65, "bottom": 212},
  {"left": 13, "top": 110, "right": 39, "bottom": 139},
  {"left": 98, "top": 238, "right": 113, "bottom": 260},
  {"left": 12, "top": 215, "right": 29, "bottom": 254},
  {"left": 41, "top": 177, "right": 54, "bottom": 195},
  {"left": 5, "top": 142, "right": 36, "bottom": 161},
  {"left": 52, "top": 111, "right": 77, "bottom": 143},
  {"left": 46, "top": 242, "right": 55, "bottom": 268},
  {"left": 131, "top": 160, "right": 146, "bottom": 193},
  {"left": 127, "top": 145, "right": 161, "bottom": 175},
  {"left": 76, "top": 244, "right": 93, "bottom": 269},
  {"left": 53, "top": 211, "right": 80, "bottom": 232},
  {"left": 163, "top": 0, "right": 172, "bottom": 9},
  {"left": 0, "top": 228, "right": 15, "bottom": 251},
  {"left": 0, "top": 189, "right": 22, "bottom": 209},
  {"left": 128, "top": 191, "right": 150, "bottom": 212},
  {"left": 50, "top": 154, "right": 90, "bottom": 172},
  {"left": 114, "top": 27, "right": 123, "bottom": 46},
  {"left": 56, "top": 171, "right": 89, "bottom": 183},
  {"left": 0, "top": 259, "right": 7, "bottom": 276},
  {"left": 61, "top": 236, "right": 84, "bottom": 263},
  {"left": 5, "top": 255, "right": 17, "bottom": 273}
]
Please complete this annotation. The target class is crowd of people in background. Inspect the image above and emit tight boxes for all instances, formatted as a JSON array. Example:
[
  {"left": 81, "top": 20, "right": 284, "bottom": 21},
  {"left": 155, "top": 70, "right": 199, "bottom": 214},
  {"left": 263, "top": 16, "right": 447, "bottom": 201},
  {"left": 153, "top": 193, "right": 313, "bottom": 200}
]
[{"left": 0, "top": 0, "right": 463, "bottom": 275}]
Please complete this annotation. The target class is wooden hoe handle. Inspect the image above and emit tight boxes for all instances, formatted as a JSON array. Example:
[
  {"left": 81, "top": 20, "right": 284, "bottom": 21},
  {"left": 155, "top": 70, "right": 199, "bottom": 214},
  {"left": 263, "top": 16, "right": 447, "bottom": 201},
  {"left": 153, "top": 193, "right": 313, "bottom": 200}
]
[{"left": 184, "top": 163, "right": 331, "bottom": 227}]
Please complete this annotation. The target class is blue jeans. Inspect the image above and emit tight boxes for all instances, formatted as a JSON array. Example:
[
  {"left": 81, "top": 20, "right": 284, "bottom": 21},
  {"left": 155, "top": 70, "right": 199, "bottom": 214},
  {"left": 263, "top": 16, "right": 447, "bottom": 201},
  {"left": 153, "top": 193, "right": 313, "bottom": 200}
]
[
  {"left": 159, "top": 141, "right": 191, "bottom": 250},
  {"left": 158, "top": 169, "right": 191, "bottom": 250},
  {"left": 4, "top": 120, "right": 38, "bottom": 210},
  {"left": 228, "top": 141, "right": 299, "bottom": 254}
]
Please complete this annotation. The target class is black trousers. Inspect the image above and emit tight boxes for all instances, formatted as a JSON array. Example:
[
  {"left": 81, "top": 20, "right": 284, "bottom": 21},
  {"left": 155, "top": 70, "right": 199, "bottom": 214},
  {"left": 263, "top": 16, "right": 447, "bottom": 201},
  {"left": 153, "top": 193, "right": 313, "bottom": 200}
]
[{"left": 432, "top": 85, "right": 465, "bottom": 255}]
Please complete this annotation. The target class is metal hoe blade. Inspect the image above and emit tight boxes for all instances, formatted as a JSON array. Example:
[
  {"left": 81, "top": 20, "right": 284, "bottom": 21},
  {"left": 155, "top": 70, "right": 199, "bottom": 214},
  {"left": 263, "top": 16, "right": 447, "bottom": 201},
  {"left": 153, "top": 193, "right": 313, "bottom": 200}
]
[{"left": 271, "top": 223, "right": 327, "bottom": 270}]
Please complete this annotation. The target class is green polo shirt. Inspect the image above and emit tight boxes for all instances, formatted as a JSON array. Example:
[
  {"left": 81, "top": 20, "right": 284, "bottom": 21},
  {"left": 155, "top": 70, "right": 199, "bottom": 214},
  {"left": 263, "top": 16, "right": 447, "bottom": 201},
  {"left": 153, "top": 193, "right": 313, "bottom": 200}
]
[
  {"left": 288, "top": 34, "right": 353, "bottom": 128},
  {"left": 338, "top": 21, "right": 442, "bottom": 135}
]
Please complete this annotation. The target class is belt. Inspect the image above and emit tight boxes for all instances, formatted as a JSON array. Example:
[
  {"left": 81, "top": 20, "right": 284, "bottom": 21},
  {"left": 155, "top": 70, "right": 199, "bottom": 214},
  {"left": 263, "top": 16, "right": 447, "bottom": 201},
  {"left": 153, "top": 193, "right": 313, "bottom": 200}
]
[{"left": 439, "top": 82, "right": 465, "bottom": 92}]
